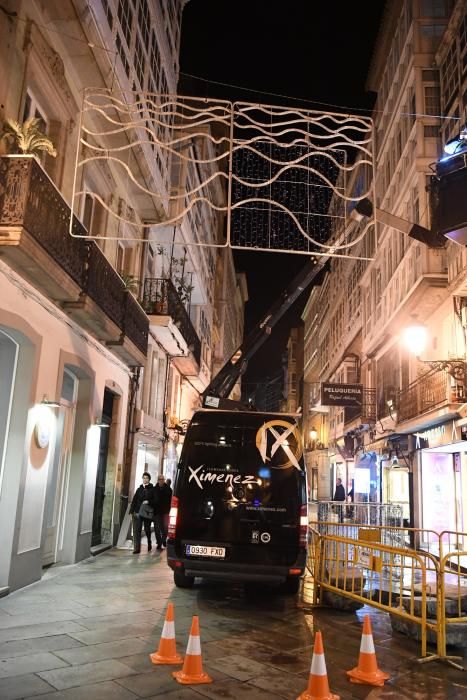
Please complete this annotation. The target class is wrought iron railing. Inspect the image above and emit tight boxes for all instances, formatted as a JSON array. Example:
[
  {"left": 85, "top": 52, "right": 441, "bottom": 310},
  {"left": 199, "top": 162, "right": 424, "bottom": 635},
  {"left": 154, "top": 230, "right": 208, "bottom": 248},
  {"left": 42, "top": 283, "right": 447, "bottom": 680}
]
[
  {"left": 0, "top": 156, "right": 148, "bottom": 356},
  {"left": 376, "top": 385, "right": 399, "bottom": 420},
  {"left": 398, "top": 366, "right": 467, "bottom": 422},
  {"left": 142, "top": 277, "right": 201, "bottom": 364},
  {"left": 343, "top": 388, "right": 376, "bottom": 424}
]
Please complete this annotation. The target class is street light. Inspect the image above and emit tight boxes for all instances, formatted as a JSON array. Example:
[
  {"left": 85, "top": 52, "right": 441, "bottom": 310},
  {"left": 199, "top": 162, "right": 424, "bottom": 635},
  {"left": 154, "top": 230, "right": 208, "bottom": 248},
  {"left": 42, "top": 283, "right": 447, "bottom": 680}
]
[
  {"left": 402, "top": 318, "right": 466, "bottom": 381},
  {"left": 401, "top": 318, "right": 428, "bottom": 357}
]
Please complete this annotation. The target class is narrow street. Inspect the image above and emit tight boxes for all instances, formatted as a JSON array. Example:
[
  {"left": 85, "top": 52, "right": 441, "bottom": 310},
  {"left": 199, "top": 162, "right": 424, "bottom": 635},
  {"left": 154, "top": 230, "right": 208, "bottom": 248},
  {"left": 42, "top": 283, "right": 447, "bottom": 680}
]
[{"left": 1, "top": 544, "right": 466, "bottom": 700}]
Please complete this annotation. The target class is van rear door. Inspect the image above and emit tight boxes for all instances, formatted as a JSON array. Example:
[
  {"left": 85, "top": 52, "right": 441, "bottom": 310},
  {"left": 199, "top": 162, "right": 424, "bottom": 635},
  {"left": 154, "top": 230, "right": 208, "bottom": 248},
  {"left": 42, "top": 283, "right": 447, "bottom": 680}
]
[{"left": 173, "top": 411, "right": 306, "bottom": 567}]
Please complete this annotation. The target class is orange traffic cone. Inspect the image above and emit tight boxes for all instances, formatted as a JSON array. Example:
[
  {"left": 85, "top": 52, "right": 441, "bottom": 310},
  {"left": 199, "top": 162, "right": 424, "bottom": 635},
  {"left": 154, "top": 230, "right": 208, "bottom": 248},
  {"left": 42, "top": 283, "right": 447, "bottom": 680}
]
[
  {"left": 346, "top": 614, "right": 389, "bottom": 686},
  {"left": 297, "top": 631, "right": 339, "bottom": 700},
  {"left": 149, "top": 602, "right": 183, "bottom": 665},
  {"left": 172, "top": 616, "right": 212, "bottom": 685}
]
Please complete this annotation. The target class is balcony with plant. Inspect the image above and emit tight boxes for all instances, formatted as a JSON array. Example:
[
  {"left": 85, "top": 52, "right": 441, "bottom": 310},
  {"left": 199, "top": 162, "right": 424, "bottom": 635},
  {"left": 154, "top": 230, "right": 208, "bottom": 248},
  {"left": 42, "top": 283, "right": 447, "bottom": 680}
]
[{"left": 0, "top": 119, "right": 148, "bottom": 363}]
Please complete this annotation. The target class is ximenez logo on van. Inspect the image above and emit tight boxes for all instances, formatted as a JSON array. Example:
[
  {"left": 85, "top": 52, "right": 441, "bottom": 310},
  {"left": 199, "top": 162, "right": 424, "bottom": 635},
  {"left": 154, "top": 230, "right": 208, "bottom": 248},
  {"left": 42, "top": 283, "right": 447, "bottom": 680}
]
[
  {"left": 188, "top": 464, "right": 257, "bottom": 490},
  {"left": 256, "top": 420, "right": 303, "bottom": 470}
]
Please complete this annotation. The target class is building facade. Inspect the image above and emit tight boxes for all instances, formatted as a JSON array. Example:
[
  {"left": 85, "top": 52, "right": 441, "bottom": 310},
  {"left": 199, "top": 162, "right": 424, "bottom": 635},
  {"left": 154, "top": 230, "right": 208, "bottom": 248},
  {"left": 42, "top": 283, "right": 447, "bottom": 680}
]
[
  {"left": 0, "top": 0, "right": 247, "bottom": 593},
  {"left": 301, "top": 0, "right": 467, "bottom": 532}
]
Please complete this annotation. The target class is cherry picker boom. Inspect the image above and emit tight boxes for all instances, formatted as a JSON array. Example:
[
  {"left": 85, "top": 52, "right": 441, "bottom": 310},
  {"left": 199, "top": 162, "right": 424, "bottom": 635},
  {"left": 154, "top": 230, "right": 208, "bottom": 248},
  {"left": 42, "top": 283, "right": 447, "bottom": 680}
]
[{"left": 201, "top": 201, "right": 447, "bottom": 411}]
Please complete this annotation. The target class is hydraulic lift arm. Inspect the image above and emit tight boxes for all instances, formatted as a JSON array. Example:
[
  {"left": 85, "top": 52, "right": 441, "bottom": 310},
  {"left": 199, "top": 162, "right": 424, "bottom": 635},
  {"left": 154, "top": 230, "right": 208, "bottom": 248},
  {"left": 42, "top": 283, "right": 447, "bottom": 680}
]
[
  {"left": 201, "top": 200, "right": 445, "bottom": 410},
  {"left": 202, "top": 253, "right": 329, "bottom": 408}
]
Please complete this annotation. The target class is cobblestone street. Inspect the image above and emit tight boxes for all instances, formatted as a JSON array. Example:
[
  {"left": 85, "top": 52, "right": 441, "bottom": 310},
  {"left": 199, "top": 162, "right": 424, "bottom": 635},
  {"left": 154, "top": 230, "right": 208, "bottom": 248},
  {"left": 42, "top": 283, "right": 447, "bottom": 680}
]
[{"left": 1, "top": 546, "right": 466, "bottom": 700}]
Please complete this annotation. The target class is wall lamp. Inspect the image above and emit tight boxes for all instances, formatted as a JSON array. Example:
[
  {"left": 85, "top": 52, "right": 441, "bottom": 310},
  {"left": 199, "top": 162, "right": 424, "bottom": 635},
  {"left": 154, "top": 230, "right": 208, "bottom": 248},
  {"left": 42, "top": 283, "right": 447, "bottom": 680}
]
[
  {"left": 40, "top": 395, "right": 62, "bottom": 408},
  {"left": 95, "top": 417, "right": 110, "bottom": 428},
  {"left": 402, "top": 318, "right": 466, "bottom": 381}
]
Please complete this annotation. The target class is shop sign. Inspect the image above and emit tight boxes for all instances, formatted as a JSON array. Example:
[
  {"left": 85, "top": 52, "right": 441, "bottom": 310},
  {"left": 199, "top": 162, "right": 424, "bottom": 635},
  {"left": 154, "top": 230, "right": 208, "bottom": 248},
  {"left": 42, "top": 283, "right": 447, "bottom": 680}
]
[
  {"left": 414, "top": 421, "right": 458, "bottom": 449},
  {"left": 321, "top": 382, "right": 363, "bottom": 407}
]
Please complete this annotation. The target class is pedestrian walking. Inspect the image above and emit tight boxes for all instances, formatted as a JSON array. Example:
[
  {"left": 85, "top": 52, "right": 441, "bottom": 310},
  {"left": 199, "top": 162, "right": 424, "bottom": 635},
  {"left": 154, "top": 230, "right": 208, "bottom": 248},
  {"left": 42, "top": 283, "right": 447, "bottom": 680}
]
[
  {"left": 154, "top": 474, "right": 173, "bottom": 549},
  {"left": 129, "top": 472, "right": 155, "bottom": 553},
  {"left": 166, "top": 478, "right": 172, "bottom": 488},
  {"left": 333, "top": 477, "right": 346, "bottom": 523}
]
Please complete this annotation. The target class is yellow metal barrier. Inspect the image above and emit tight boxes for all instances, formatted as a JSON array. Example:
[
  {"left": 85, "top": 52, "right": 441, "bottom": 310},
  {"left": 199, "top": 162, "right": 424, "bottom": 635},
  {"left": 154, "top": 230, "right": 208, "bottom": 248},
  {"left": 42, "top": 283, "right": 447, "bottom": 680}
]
[{"left": 308, "top": 525, "right": 467, "bottom": 667}]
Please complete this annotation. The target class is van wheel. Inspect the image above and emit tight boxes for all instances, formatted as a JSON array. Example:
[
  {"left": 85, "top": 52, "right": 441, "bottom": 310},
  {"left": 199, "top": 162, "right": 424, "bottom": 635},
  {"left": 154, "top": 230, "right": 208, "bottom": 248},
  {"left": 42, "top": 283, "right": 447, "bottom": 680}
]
[
  {"left": 281, "top": 576, "right": 301, "bottom": 595},
  {"left": 174, "top": 570, "right": 195, "bottom": 588}
]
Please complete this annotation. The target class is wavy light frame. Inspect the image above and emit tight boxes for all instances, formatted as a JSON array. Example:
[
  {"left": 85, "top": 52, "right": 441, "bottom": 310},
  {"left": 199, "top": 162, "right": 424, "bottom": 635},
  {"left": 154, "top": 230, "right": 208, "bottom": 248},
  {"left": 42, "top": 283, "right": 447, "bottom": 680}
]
[{"left": 71, "top": 90, "right": 376, "bottom": 258}]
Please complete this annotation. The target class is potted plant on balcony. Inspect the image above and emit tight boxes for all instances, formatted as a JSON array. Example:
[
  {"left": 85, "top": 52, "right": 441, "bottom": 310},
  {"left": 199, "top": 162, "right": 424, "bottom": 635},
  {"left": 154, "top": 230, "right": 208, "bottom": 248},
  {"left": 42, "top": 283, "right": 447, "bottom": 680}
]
[
  {"left": 121, "top": 274, "right": 140, "bottom": 296},
  {"left": 1, "top": 117, "right": 57, "bottom": 158}
]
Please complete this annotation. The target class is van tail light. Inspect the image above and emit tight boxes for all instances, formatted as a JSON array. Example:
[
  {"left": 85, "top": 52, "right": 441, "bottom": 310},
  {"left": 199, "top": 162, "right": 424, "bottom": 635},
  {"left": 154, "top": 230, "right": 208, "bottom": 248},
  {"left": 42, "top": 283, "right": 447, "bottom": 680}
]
[
  {"left": 299, "top": 504, "right": 308, "bottom": 548},
  {"left": 168, "top": 496, "right": 179, "bottom": 539}
]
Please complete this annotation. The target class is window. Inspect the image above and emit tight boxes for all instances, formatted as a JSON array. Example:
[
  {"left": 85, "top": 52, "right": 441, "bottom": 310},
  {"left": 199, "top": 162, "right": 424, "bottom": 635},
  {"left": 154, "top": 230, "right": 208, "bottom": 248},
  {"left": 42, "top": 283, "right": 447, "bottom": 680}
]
[
  {"left": 22, "top": 90, "right": 47, "bottom": 132},
  {"left": 424, "top": 86, "right": 441, "bottom": 115},
  {"left": 82, "top": 193, "right": 94, "bottom": 233},
  {"left": 420, "top": 24, "right": 445, "bottom": 52},
  {"left": 440, "top": 43, "right": 458, "bottom": 109},
  {"left": 117, "top": 0, "right": 133, "bottom": 47},
  {"left": 134, "top": 33, "right": 145, "bottom": 86},
  {"left": 102, "top": 0, "right": 113, "bottom": 28},
  {"left": 148, "top": 351, "right": 160, "bottom": 417},
  {"left": 138, "top": 0, "right": 151, "bottom": 50},
  {"left": 116, "top": 33, "right": 130, "bottom": 77},
  {"left": 424, "top": 124, "right": 440, "bottom": 137},
  {"left": 420, "top": 0, "right": 448, "bottom": 17},
  {"left": 116, "top": 243, "right": 125, "bottom": 273}
]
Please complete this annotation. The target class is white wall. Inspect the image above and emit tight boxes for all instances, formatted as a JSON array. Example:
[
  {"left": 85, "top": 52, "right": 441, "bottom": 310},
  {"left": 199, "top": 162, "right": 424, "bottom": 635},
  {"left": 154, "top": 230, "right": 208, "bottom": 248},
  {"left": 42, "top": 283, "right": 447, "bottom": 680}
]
[{"left": 0, "top": 262, "right": 130, "bottom": 590}]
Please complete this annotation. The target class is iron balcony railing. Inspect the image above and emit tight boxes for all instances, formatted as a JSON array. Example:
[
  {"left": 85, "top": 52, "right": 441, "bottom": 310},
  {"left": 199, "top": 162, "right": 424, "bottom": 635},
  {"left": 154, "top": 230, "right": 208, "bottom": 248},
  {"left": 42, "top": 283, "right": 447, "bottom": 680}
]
[
  {"left": 0, "top": 156, "right": 148, "bottom": 356},
  {"left": 343, "top": 388, "right": 376, "bottom": 424},
  {"left": 142, "top": 277, "right": 201, "bottom": 365},
  {"left": 398, "top": 365, "right": 467, "bottom": 423}
]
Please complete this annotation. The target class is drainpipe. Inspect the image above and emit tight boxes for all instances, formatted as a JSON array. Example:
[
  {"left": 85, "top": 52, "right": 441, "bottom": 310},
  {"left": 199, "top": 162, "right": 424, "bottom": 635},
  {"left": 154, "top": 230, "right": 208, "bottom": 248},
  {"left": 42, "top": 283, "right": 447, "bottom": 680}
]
[{"left": 119, "top": 366, "right": 141, "bottom": 525}]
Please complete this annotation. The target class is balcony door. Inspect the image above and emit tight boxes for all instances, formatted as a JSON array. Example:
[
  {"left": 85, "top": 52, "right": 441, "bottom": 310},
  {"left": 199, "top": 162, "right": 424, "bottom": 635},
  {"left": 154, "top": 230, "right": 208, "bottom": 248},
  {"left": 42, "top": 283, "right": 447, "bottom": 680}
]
[
  {"left": 42, "top": 369, "right": 77, "bottom": 566},
  {"left": 91, "top": 388, "right": 114, "bottom": 546}
]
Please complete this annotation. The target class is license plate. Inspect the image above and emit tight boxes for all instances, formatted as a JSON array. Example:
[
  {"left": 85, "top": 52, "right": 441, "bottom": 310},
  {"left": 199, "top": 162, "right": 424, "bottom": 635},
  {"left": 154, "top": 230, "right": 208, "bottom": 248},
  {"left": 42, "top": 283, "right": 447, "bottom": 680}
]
[{"left": 186, "top": 544, "right": 225, "bottom": 558}]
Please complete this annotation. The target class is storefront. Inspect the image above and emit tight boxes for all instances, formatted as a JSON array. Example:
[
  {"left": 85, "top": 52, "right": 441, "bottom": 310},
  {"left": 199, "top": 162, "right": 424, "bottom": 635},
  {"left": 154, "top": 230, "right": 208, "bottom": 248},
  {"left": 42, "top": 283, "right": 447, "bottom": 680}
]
[
  {"left": 417, "top": 421, "right": 467, "bottom": 534},
  {"left": 353, "top": 451, "right": 378, "bottom": 502}
]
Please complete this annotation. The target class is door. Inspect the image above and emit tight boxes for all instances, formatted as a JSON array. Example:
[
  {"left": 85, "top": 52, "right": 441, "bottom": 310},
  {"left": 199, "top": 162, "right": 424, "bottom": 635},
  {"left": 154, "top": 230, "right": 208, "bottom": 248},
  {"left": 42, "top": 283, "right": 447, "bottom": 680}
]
[
  {"left": 42, "top": 402, "right": 76, "bottom": 566},
  {"left": 91, "top": 389, "right": 114, "bottom": 546}
]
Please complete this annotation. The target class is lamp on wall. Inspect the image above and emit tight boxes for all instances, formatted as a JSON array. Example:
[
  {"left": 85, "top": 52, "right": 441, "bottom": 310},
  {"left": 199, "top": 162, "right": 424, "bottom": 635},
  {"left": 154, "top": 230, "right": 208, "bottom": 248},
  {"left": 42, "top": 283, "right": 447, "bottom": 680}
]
[
  {"left": 95, "top": 417, "right": 110, "bottom": 428},
  {"left": 309, "top": 427, "right": 318, "bottom": 449},
  {"left": 40, "top": 395, "right": 62, "bottom": 408},
  {"left": 402, "top": 317, "right": 466, "bottom": 381}
]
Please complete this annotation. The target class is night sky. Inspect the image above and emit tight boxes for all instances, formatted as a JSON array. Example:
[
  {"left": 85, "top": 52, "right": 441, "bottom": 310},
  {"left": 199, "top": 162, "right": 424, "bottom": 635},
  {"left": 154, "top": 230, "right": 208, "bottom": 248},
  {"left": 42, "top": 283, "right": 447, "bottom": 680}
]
[{"left": 179, "top": 0, "right": 387, "bottom": 386}]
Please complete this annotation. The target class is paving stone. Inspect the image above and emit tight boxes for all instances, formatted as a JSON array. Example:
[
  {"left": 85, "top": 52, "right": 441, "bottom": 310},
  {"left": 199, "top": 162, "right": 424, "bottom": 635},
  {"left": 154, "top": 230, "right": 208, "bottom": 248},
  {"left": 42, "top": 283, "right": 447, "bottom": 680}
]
[
  {"left": 0, "top": 672, "right": 55, "bottom": 699},
  {"left": 23, "top": 679, "right": 139, "bottom": 700},
  {"left": 67, "top": 624, "right": 157, "bottom": 645},
  {"left": 0, "top": 609, "right": 83, "bottom": 629},
  {"left": 118, "top": 652, "right": 157, "bottom": 674},
  {"left": 193, "top": 678, "right": 282, "bottom": 699},
  {"left": 0, "top": 651, "right": 69, "bottom": 678},
  {"left": 146, "top": 690, "right": 209, "bottom": 700},
  {"left": 0, "top": 635, "right": 84, "bottom": 660},
  {"left": 76, "top": 612, "right": 157, "bottom": 631},
  {"left": 116, "top": 665, "right": 226, "bottom": 697},
  {"left": 37, "top": 659, "right": 136, "bottom": 690},
  {"left": 0, "top": 621, "right": 87, "bottom": 644},
  {"left": 248, "top": 668, "right": 308, "bottom": 699},
  {"left": 205, "top": 654, "right": 276, "bottom": 681},
  {"left": 53, "top": 637, "right": 152, "bottom": 665}
]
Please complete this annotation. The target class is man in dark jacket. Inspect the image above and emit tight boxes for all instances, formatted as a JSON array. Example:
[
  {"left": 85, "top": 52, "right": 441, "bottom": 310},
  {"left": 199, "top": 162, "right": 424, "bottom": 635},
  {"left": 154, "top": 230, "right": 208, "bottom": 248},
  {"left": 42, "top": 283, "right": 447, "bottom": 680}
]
[
  {"left": 154, "top": 474, "right": 173, "bottom": 549},
  {"left": 333, "top": 478, "right": 346, "bottom": 523},
  {"left": 129, "top": 472, "right": 155, "bottom": 553}
]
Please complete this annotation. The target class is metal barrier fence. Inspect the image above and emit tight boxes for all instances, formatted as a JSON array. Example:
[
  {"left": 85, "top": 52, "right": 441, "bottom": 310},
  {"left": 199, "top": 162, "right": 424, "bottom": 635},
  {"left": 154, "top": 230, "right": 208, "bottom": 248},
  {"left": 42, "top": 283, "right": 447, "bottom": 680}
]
[
  {"left": 308, "top": 525, "right": 467, "bottom": 668},
  {"left": 317, "top": 501, "right": 404, "bottom": 528}
]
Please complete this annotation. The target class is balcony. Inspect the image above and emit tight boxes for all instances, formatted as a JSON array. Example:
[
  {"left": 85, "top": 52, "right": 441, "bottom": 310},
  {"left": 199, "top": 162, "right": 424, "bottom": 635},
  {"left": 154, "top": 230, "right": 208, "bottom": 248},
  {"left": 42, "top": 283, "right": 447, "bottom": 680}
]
[
  {"left": 398, "top": 365, "right": 467, "bottom": 425},
  {"left": 141, "top": 278, "right": 201, "bottom": 374},
  {"left": 343, "top": 388, "right": 376, "bottom": 425},
  {"left": 0, "top": 155, "right": 148, "bottom": 364}
]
